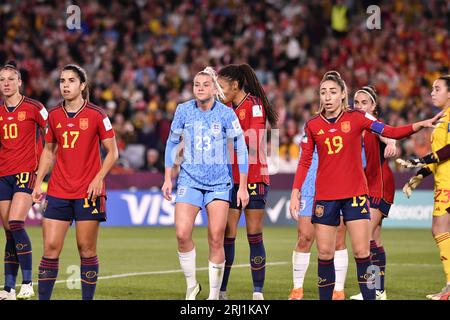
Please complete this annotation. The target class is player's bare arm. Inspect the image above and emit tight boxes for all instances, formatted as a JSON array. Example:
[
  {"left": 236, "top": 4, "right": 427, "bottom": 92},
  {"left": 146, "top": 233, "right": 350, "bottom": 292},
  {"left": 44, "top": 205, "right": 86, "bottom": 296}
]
[
  {"left": 87, "top": 136, "right": 118, "bottom": 202},
  {"left": 32, "top": 142, "right": 57, "bottom": 203}
]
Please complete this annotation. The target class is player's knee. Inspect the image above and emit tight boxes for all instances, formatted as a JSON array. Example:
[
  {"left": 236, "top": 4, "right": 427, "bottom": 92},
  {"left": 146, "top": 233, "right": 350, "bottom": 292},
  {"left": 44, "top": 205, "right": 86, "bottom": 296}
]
[
  {"left": 296, "top": 233, "right": 314, "bottom": 251},
  {"left": 208, "top": 234, "right": 224, "bottom": 251},
  {"left": 352, "top": 248, "right": 370, "bottom": 259},
  {"left": 335, "top": 239, "right": 346, "bottom": 251},
  {"left": 43, "top": 242, "right": 62, "bottom": 258},
  {"left": 176, "top": 229, "right": 191, "bottom": 246},
  {"left": 225, "top": 225, "right": 237, "bottom": 238},
  {"left": 317, "top": 247, "right": 334, "bottom": 260},
  {"left": 77, "top": 243, "right": 96, "bottom": 258}
]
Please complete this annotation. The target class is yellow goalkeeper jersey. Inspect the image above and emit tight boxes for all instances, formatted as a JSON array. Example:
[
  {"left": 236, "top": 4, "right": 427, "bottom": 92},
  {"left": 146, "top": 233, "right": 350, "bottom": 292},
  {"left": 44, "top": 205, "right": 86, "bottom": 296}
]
[{"left": 428, "top": 107, "right": 450, "bottom": 188}]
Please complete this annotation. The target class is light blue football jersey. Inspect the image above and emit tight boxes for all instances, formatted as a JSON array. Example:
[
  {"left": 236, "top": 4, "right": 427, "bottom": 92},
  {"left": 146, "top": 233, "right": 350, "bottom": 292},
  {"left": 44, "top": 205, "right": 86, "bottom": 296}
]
[
  {"left": 168, "top": 99, "right": 243, "bottom": 191},
  {"left": 300, "top": 147, "right": 318, "bottom": 197}
]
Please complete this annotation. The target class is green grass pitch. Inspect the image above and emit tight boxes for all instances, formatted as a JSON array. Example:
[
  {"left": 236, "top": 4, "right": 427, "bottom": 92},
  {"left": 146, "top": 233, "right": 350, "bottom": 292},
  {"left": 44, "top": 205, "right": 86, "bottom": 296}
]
[{"left": 0, "top": 226, "right": 444, "bottom": 300}]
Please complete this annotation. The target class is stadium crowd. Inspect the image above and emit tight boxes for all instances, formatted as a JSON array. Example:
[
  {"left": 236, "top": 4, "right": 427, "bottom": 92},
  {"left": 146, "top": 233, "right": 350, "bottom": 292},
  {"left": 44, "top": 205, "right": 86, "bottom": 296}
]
[{"left": 0, "top": 0, "right": 448, "bottom": 173}]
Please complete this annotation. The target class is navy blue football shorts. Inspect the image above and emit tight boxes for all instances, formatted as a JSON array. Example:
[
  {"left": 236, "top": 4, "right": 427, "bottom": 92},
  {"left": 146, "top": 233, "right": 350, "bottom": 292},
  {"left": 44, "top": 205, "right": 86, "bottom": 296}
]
[
  {"left": 312, "top": 195, "right": 370, "bottom": 226},
  {"left": 229, "top": 183, "right": 269, "bottom": 210},
  {"left": 0, "top": 172, "right": 36, "bottom": 201},
  {"left": 43, "top": 195, "right": 107, "bottom": 222}
]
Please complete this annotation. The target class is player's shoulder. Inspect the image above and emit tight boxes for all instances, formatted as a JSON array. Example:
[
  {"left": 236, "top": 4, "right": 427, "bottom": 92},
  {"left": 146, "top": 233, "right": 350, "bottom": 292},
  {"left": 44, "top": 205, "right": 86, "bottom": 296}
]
[
  {"left": 305, "top": 113, "right": 321, "bottom": 126},
  {"left": 215, "top": 100, "right": 231, "bottom": 111},
  {"left": 86, "top": 102, "right": 107, "bottom": 118},
  {"left": 23, "top": 96, "right": 45, "bottom": 110},
  {"left": 176, "top": 99, "right": 195, "bottom": 112},
  {"left": 240, "top": 94, "right": 262, "bottom": 112},
  {"left": 48, "top": 103, "right": 64, "bottom": 116},
  {"left": 217, "top": 101, "right": 237, "bottom": 119},
  {"left": 347, "top": 109, "right": 366, "bottom": 117},
  {"left": 347, "top": 108, "right": 376, "bottom": 121},
  {"left": 242, "top": 94, "right": 260, "bottom": 107}
]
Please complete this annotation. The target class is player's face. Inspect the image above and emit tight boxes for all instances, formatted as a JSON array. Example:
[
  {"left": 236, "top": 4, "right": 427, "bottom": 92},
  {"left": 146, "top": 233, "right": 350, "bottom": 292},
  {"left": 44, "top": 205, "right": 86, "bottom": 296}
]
[
  {"left": 0, "top": 69, "right": 21, "bottom": 98},
  {"left": 217, "top": 77, "right": 237, "bottom": 104},
  {"left": 193, "top": 74, "right": 216, "bottom": 103},
  {"left": 60, "top": 70, "right": 86, "bottom": 101},
  {"left": 320, "top": 80, "right": 345, "bottom": 116},
  {"left": 431, "top": 80, "right": 450, "bottom": 108},
  {"left": 354, "top": 92, "right": 376, "bottom": 114}
]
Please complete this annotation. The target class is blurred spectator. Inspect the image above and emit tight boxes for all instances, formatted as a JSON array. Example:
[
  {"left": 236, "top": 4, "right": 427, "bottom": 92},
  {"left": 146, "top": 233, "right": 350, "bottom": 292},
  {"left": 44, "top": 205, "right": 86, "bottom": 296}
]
[
  {"left": 0, "top": 0, "right": 448, "bottom": 174},
  {"left": 142, "top": 148, "right": 164, "bottom": 173}
]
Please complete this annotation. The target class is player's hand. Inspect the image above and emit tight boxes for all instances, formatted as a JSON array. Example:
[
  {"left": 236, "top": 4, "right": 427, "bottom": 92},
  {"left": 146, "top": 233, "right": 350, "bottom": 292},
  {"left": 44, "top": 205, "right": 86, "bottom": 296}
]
[
  {"left": 415, "top": 110, "right": 445, "bottom": 130},
  {"left": 384, "top": 143, "right": 399, "bottom": 158},
  {"left": 32, "top": 185, "right": 44, "bottom": 203},
  {"left": 396, "top": 158, "right": 427, "bottom": 169},
  {"left": 289, "top": 189, "right": 301, "bottom": 221},
  {"left": 161, "top": 179, "right": 173, "bottom": 201},
  {"left": 87, "top": 176, "right": 103, "bottom": 203},
  {"left": 236, "top": 186, "right": 249, "bottom": 209},
  {"left": 402, "top": 174, "right": 424, "bottom": 198}
]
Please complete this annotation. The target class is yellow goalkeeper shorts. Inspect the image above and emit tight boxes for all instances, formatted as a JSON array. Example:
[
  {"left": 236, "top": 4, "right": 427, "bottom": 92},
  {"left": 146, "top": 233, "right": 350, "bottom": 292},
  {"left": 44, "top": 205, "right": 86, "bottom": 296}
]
[{"left": 433, "top": 188, "right": 450, "bottom": 217}]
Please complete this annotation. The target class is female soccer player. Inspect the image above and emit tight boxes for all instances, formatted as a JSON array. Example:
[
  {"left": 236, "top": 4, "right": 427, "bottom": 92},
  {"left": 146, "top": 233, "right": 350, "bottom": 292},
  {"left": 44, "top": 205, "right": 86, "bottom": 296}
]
[
  {"left": 289, "top": 148, "right": 348, "bottom": 301},
  {"left": 291, "top": 70, "right": 443, "bottom": 300},
  {"left": 0, "top": 61, "right": 47, "bottom": 300},
  {"left": 349, "top": 86, "right": 398, "bottom": 300},
  {"left": 398, "top": 75, "right": 450, "bottom": 300},
  {"left": 216, "top": 63, "right": 278, "bottom": 300},
  {"left": 162, "top": 67, "right": 249, "bottom": 300},
  {"left": 32, "top": 64, "right": 118, "bottom": 300}
]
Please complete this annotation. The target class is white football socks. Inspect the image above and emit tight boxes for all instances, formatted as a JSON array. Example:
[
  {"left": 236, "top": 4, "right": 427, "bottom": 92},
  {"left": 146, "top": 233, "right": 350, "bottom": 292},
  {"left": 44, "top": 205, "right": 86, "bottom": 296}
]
[{"left": 292, "top": 251, "right": 311, "bottom": 289}]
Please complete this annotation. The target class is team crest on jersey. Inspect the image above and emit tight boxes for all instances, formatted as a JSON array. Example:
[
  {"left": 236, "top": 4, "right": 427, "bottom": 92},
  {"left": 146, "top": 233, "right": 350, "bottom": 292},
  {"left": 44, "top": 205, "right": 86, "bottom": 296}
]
[
  {"left": 315, "top": 204, "right": 324, "bottom": 218},
  {"left": 80, "top": 118, "right": 89, "bottom": 130},
  {"left": 18, "top": 111, "right": 26, "bottom": 121},
  {"left": 239, "top": 109, "right": 246, "bottom": 120},
  {"left": 341, "top": 121, "right": 351, "bottom": 133},
  {"left": 211, "top": 122, "right": 221, "bottom": 135}
]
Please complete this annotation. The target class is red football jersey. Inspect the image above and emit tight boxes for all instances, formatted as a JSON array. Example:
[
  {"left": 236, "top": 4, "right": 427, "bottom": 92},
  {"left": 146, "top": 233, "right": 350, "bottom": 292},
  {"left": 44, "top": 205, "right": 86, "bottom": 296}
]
[
  {"left": 45, "top": 101, "right": 115, "bottom": 199},
  {"left": 0, "top": 96, "right": 47, "bottom": 176},
  {"left": 229, "top": 93, "right": 269, "bottom": 185},
  {"left": 363, "top": 131, "right": 395, "bottom": 203},
  {"left": 293, "top": 110, "right": 414, "bottom": 200}
]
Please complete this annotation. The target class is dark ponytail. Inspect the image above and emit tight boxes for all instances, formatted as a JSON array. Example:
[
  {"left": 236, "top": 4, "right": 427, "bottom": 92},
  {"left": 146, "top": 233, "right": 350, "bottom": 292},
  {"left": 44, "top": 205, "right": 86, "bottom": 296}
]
[
  {"left": 62, "top": 64, "right": 89, "bottom": 100},
  {"left": 219, "top": 63, "right": 278, "bottom": 127}
]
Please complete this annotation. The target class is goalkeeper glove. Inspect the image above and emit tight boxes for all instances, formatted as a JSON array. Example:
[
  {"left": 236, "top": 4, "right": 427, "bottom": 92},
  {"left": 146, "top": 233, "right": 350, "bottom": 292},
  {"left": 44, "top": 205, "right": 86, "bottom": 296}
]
[
  {"left": 402, "top": 167, "right": 432, "bottom": 198},
  {"left": 396, "top": 153, "right": 437, "bottom": 169},
  {"left": 403, "top": 175, "right": 423, "bottom": 198}
]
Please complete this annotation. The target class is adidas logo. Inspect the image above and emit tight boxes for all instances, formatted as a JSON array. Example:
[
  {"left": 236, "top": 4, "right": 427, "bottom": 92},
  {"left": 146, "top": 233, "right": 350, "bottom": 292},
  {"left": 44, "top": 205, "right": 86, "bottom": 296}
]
[
  {"left": 56, "top": 123, "right": 62, "bottom": 128},
  {"left": 361, "top": 208, "right": 368, "bottom": 214},
  {"left": 250, "top": 191, "right": 257, "bottom": 195},
  {"left": 19, "top": 184, "right": 25, "bottom": 188},
  {"left": 91, "top": 208, "right": 99, "bottom": 214},
  {"left": 317, "top": 129, "right": 325, "bottom": 135}
]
